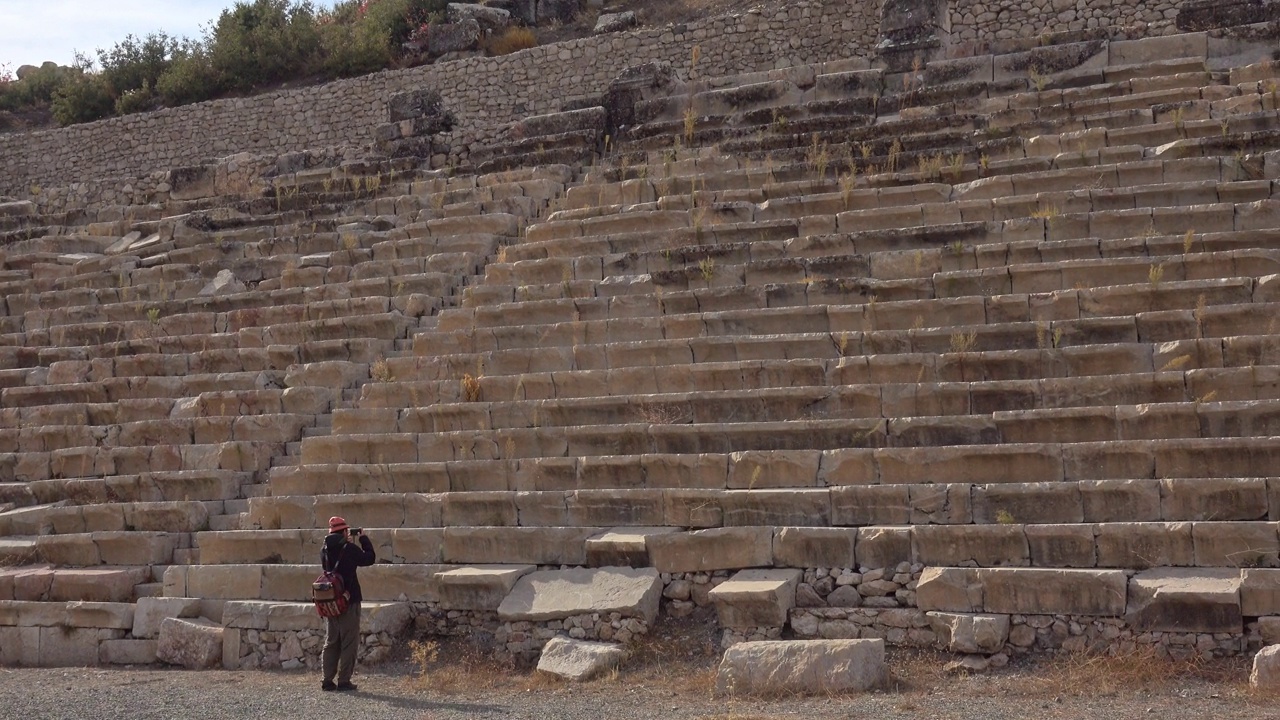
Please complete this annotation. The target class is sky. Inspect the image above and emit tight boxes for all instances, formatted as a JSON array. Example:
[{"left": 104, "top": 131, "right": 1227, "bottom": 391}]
[{"left": 0, "top": 0, "right": 339, "bottom": 70}]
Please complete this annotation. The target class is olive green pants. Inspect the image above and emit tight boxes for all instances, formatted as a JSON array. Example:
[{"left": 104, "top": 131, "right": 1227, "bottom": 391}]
[{"left": 322, "top": 602, "right": 361, "bottom": 684}]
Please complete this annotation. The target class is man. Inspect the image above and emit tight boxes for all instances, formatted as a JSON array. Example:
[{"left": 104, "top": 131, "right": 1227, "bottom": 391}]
[{"left": 320, "top": 516, "right": 376, "bottom": 692}]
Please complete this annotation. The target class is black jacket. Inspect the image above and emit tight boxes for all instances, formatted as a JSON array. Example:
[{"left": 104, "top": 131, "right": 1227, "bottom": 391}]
[{"left": 322, "top": 532, "right": 376, "bottom": 604}]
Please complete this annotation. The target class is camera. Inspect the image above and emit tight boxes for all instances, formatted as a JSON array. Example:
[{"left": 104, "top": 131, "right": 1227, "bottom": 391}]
[{"left": 349, "top": 527, "right": 363, "bottom": 536}]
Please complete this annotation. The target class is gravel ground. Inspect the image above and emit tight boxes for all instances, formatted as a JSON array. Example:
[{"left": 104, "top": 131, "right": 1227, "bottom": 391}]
[{"left": 1, "top": 652, "right": 1277, "bottom": 720}]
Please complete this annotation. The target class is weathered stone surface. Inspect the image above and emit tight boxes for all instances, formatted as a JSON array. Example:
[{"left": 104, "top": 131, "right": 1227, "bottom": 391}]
[
  {"left": 536, "top": 636, "right": 625, "bottom": 681},
  {"left": 1251, "top": 644, "right": 1280, "bottom": 688},
  {"left": 1242, "top": 569, "right": 1280, "bottom": 616},
  {"left": 927, "top": 612, "right": 1010, "bottom": 654},
  {"left": 916, "top": 567, "right": 983, "bottom": 612},
  {"left": 447, "top": 3, "right": 510, "bottom": 31},
  {"left": 715, "top": 639, "right": 885, "bottom": 697},
  {"left": 708, "top": 569, "right": 802, "bottom": 628},
  {"left": 156, "top": 617, "right": 224, "bottom": 669},
  {"left": 773, "top": 527, "right": 856, "bottom": 570},
  {"left": 100, "top": 638, "right": 158, "bottom": 665},
  {"left": 647, "top": 527, "right": 773, "bottom": 573},
  {"left": 593, "top": 11, "right": 637, "bottom": 34},
  {"left": 497, "top": 567, "right": 661, "bottom": 623},
  {"left": 982, "top": 568, "right": 1128, "bottom": 616},
  {"left": 198, "top": 269, "right": 246, "bottom": 297},
  {"left": 1127, "top": 568, "right": 1243, "bottom": 633},
  {"left": 437, "top": 565, "right": 534, "bottom": 610},
  {"left": 428, "top": 20, "right": 480, "bottom": 56},
  {"left": 584, "top": 527, "right": 676, "bottom": 567},
  {"left": 134, "top": 597, "right": 203, "bottom": 639},
  {"left": 855, "top": 526, "right": 912, "bottom": 568},
  {"left": 65, "top": 601, "right": 135, "bottom": 630}
]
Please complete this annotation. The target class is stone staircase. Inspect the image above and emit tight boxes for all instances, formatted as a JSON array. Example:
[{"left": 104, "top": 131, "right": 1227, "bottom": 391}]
[{"left": 5, "top": 22, "right": 1280, "bottom": 669}]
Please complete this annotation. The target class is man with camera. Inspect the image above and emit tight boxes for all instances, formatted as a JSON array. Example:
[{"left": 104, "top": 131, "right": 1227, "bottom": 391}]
[{"left": 320, "top": 516, "right": 376, "bottom": 692}]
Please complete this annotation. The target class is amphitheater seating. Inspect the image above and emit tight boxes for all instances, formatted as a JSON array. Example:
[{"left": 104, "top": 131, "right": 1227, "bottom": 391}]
[{"left": 4, "top": 25, "right": 1280, "bottom": 666}]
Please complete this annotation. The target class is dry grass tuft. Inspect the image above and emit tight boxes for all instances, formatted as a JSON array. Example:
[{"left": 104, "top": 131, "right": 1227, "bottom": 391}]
[
  {"left": 620, "top": 612, "right": 720, "bottom": 696},
  {"left": 483, "top": 26, "right": 537, "bottom": 56},
  {"left": 405, "top": 638, "right": 517, "bottom": 694},
  {"left": 1017, "top": 646, "right": 1243, "bottom": 698}
]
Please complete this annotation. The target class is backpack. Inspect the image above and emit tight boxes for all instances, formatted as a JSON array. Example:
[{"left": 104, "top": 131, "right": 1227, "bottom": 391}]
[{"left": 312, "top": 545, "right": 349, "bottom": 618}]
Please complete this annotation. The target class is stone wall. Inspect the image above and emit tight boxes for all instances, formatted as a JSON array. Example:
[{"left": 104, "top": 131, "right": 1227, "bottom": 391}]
[
  {"left": 0, "top": 0, "right": 1193, "bottom": 197},
  {"left": 0, "top": 0, "right": 876, "bottom": 197},
  {"left": 948, "top": 0, "right": 1181, "bottom": 46}
]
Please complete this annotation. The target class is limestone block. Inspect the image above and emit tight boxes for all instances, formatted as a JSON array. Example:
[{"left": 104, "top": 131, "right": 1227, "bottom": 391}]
[
  {"left": 40, "top": 627, "right": 115, "bottom": 667},
  {"left": 442, "top": 527, "right": 596, "bottom": 565},
  {"left": 916, "top": 567, "right": 984, "bottom": 613},
  {"left": 134, "top": 597, "right": 203, "bottom": 639},
  {"left": 1080, "top": 480, "right": 1162, "bottom": 522},
  {"left": 65, "top": 601, "right": 135, "bottom": 630},
  {"left": 1192, "top": 522, "right": 1279, "bottom": 567},
  {"left": 8, "top": 600, "right": 68, "bottom": 626},
  {"left": 100, "top": 639, "right": 157, "bottom": 665},
  {"left": 913, "top": 525, "right": 1028, "bottom": 567},
  {"left": 34, "top": 535, "right": 101, "bottom": 567},
  {"left": 93, "top": 532, "right": 178, "bottom": 566},
  {"left": 584, "top": 527, "right": 677, "bottom": 568},
  {"left": 1127, "top": 568, "right": 1242, "bottom": 633},
  {"left": 436, "top": 565, "right": 534, "bottom": 610},
  {"left": 363, "top": 602, "right": 413, "bottom": 635},
  {"left": 157, "top": 617, "right": 224, "bottom": 669},
  {"left": 647, "top": 527, "right": 773, "bottom": 573},
  {"left": 259, "top": 565, "right": 318, "bottom": 601},
  {"left": 721, "top": 489, "right": 831, "bottom": 527},
  {"left": 221, "top": 601, "right": 320, "bottom": 632},
  {"left": 773, "top": 527, "right": 857, "bottom": 570},
  {"left": 186, "top": 565, "right": 263, "bottom": 600},
  {"left": 566, "top": 489, "right": 664, "bottom": 526},
  {"left": 12, "top": 566, "right": 55, "bottom": 601},
  {"left": 223, "top": 628, "right": 240, "bottom": 670},
  {"left": 927, "top": 612, "right": 1010, "bottom": 654},
  {"left": 727, "top": 450, "right": 821, "bottom": 489},
  {"left": 1095, "top": 522, "right": 1194, "bottom": 568},
  {"left": 1243, "top": 569, "right": 1280, "bottom": 616},
  {"left": 1025, "top": 524, "right": 1096, "bottom": 567},
  {"left": 499, "top": 567, "right": 660, "bottom": 623},
  {"left": 855, "top": 526, "right": 912, "bottom": 568},
  {"left": 972, "top": 483, "right": 1083, "bottom": 524},
  {"left": 1251, "top": 644, "right": 1280, "bottom": 688},
  {"left": 817, "top": 449, "right": 877, "bottom": 486},
  {"left": 832, "top": 485, "right": 909, "bottom": 525},
  {"left": 0, "top": 626, "right": 39, "bottom": 666},
  {"left": 50, "top": 567, "right": 149, "bottom": 603},
  {"left": 537, "top": 636, "right": 625, "bottom": 681},
  {"left": 708, "top": 569, "right": 802, "bottom": 628},
  {"left": 715, "top": 639, "right": 884, "bottom": 697},
  {"left": 908, "top": 483, "right": 972, "bottom": 524},
  {"left": 363, "top": 564, "right": 441, "bottom": 602},
  {"left": 981, "top": 568, "right": 1128, "bottom": 616},
  {"left": 196, "top": 530, "right": 305, "bottom": 564},
  {"left": 1161, "top": 478, "right": 1268, "bottom": 521}
]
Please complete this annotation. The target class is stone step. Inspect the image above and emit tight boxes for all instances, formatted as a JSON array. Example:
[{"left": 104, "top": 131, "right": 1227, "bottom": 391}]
[
  {"left": 21, "top": 470, "right": 255, "bottom": 505},
  {"left": 274, "top": 436, "right": 1280, "bottom": 492},
  {"left": 0, "top": 565, "right": 152, "bottom": 602},
  {"left": 4, "top": 440, "right": 282, "bottom": 484}
]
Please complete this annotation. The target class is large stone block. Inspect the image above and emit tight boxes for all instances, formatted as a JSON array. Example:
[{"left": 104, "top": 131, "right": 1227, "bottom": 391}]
[
  {"left": 186, "top": 565, "right": 262, "bottom": 600},
  {"left": 916, "top": 567, "right": 984, "bottom": 612},
  {"left": 912, "top": 525, "right": 1028, "bottom": 567},
  {"left": 584, "top": 527, "right": 677, "bottom": 567},
  {"left": 50, "top": 567, "right": 149, "bottom": 603},
  {"left": 157, "top": 617, "right": 224, "bottom": 669},
  {"left": 647, "top": 527, "right": 773, "bottom": 573},
  {"left": 134, "top": 597, "right": 203, "bottom": 639},
  {"left": 498, "top": 567, "right": 661, "bottom": 623},
  {"left": 537, "top": 637, "right": 625, "bottom": 682},
  {"left": 715, "top": 639, "right": 884, "bottom": 697},
  {"left": 442, "top": 527, "right": 596, "bottom": 565},
  {"left": 1252, "top": 644, "right": 1280, "bottom": 689},
  {"left": 972, "top": 483, "right": 1083, "bottom": 524},
  {"left": 65, "top": 602, "right": 135, "bottom": 630},
  {"left": 927, "top": 612, "right": 1010, "bottom": 654},
  {"left": 40, "top": 627, "right": 115, "bottom": 667},
  {"left": 981, "top": 568, "right": 1128, "bottom": 616},
  {"left": 1127, "top": 568, "right": 1243, "bottom": 633},
  {"left": 93, "top": 532, "right": 178, "bottom": 565},
  {"left": 854, "top": 526, "right": 912, "bottom": 568},
  {"left": 436, "top": 565, "right": 534, "bottom": 610},
  {"left": 0, "top": 626, "right": 39, "bottom": 666},
  {"left": 196, "top": 530, "right": 305, "bottom": 564},
  {"left": 1192, "top": 522, "right": 1280, "bottom": 567},
  {"left": 708, "top": 569, "right": 802, "bottom": 628},
  {"left": 772, "top": 527, "right": 857, "bottom": 570},
  {"left": 1095, "top": 522, "right": 1195, "bottom": 568},
  {"left": 1242, "top": 569, "right": 1280, "bottom": 616},
  {"left": 100, "top": 638, "right": 157, "bottom": 665}
]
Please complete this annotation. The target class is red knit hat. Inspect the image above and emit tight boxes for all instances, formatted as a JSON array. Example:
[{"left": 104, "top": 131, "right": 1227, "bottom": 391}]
[{"left": 328, "top": 516, "right": 350, "bottom": 533}]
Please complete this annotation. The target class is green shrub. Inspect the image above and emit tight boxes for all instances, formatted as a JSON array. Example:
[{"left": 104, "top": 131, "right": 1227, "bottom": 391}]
[
  {"left": 319, "top": 17, "right": 392, "bottom": 78},
  {"left": 155, "top": 42, "right": 223, "bottom": 106},
  {"left": 0, "top": 62, "right": 75, "bottom": 110},
  {"left": 99, "top": 33, "right": 178, "bottom": 96},
  {"left": 209, "top": 0, "right": 322, "bottom": 91},
  {"left": 50, "top": 57, "right": 114, "bottom": 126},
  {"left": 114, "top": 82, "right": 158, "bottom": 115}
]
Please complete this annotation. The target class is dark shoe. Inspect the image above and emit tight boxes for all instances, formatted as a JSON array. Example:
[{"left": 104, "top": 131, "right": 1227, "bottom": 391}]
[
  {"left": 335, "top": 682, "right": 358, "bottom": 692},
  {"left": 321, "top": 681, "right": 337, "bottom": 692}
]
